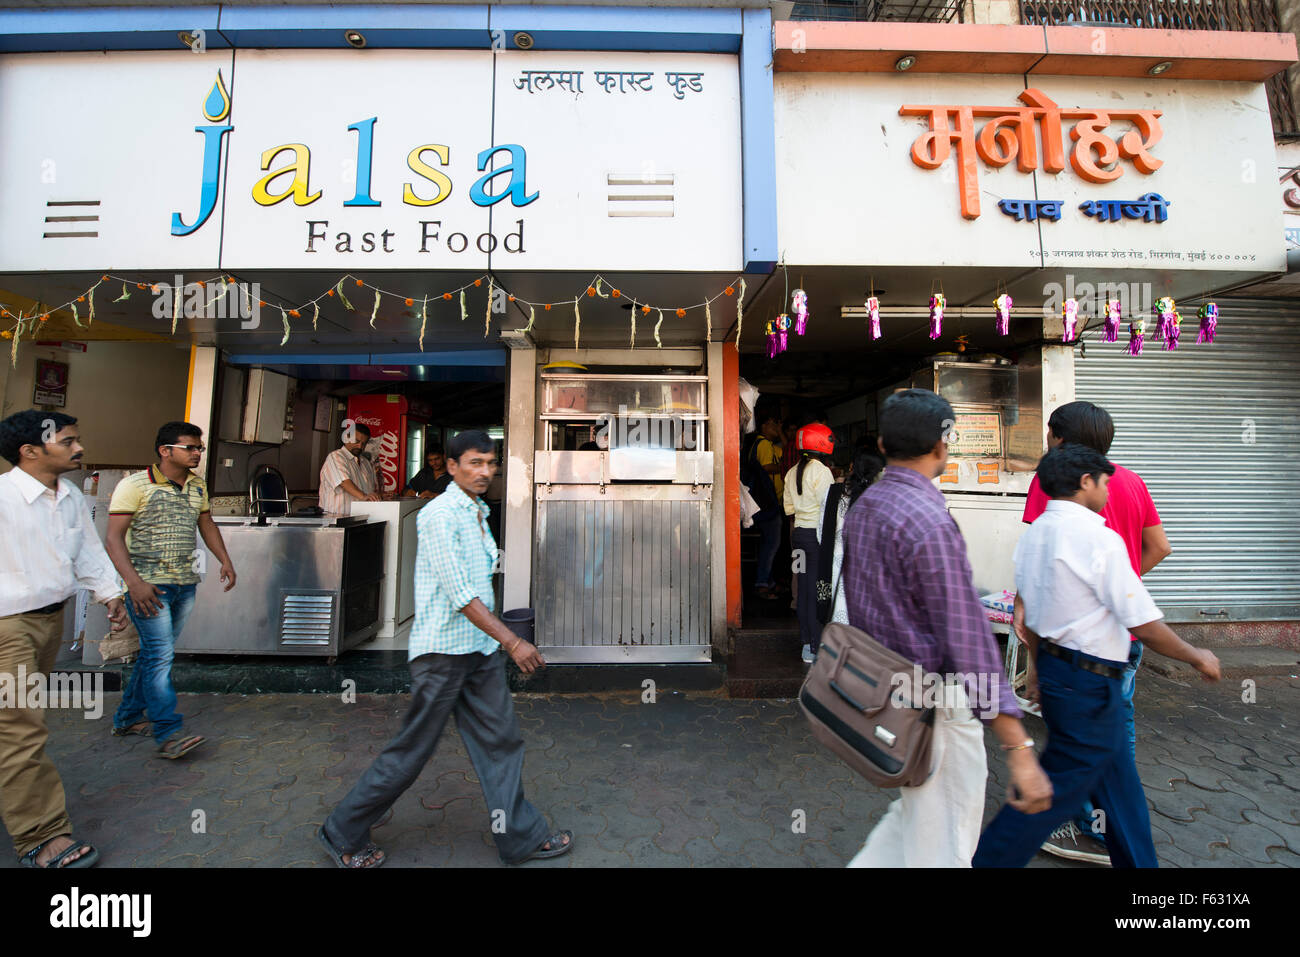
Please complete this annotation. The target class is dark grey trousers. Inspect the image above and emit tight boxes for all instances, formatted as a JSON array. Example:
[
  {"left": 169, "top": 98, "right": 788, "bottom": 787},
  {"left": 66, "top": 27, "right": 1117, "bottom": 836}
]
[{"left": 323, "top": 650, "right": 552, "bottom": 863}]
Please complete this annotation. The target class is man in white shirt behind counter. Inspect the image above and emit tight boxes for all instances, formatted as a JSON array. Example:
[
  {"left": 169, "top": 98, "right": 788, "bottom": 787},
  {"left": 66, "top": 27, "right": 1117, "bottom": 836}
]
[
  {"left": 974, "top": 443, "right": 1221, "bottom": 869},
  {"left": 318, "top": 421, "right": 381, "bottom": 515}
]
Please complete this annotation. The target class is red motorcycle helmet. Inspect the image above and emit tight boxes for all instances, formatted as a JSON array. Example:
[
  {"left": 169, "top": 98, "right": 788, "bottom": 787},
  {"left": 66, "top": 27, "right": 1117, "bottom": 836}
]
[{"left": 795, "top": 423, "right": 834, "bottom": 455}]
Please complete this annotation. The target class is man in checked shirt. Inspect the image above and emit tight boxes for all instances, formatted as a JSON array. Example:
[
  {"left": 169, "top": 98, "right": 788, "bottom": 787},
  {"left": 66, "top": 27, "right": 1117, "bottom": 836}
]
[
  {"left": 841, "top": 390, "right": 1051, "bottom": 867},
  {"left": 318, "top": 430, "right": 571, "bottom": 868}
]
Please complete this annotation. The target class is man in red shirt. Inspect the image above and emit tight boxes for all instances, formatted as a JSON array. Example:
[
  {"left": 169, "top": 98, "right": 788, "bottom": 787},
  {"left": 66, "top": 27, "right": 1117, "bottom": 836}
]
[{"left": 1015, "top": 401, "right": 1171, "bottom": 865}]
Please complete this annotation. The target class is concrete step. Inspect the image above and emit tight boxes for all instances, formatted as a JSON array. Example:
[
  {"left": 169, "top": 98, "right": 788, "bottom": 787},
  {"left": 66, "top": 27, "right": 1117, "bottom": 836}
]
[{"left": 1141, "top": 645, "right": 1299, "bottom": 682}]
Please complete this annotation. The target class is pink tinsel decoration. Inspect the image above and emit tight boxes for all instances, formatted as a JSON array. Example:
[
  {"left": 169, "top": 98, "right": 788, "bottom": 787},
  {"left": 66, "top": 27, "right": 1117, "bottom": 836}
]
[
  {"left": 791, "top": 289, "right": 808, "bottom": 336},
  {"left": 1163, "top": 310, "right": 1181, "bottom": 351},
  {"left": 866, "top": 296, "right": 881, "bottom": 341},
  {"left": 929, "top": 294, "right": 945, "bottom": 340},
  {"left": 1062, "top": 298, "right": 1079, "bottom": 343},
  {"left": 1128, "top": 318, "right": 1145, "bottom": 356},
  {"left": 1153, "top": 296, "right": 1175, "bottom": 343},
  {"left": 1103, "top": 300, "right": 1121, "bottom": 343},
  {"left": 1197, "top": 303, "right": 1218, "bottom": 344},
  {"left": 994, "top": 294, "right": 1012, "bottom": 336}
]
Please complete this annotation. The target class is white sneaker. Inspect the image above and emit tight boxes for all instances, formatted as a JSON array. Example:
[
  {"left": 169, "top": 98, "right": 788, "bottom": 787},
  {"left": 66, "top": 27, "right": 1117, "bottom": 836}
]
[
  {"left": 1040, "top": 822, "right": 1111, "bottom": 865},
  {"left": 801, "top": 644, "right": 815, "bottom": 664}
]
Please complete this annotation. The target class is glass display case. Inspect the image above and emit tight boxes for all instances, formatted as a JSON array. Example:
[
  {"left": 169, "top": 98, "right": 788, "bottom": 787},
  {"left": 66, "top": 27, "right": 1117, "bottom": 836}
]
[{"left": 540, "top": 373, "right": 708, "bottom": 452}]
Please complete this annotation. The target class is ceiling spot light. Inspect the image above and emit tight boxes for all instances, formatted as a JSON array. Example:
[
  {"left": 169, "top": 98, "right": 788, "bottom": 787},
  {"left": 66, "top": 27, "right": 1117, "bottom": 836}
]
[
  {"left": 1148, "top": 61, "right": 1173, "bottom": 76},
  {"left": 344, "top": 30, "right": 367, "bottom": 48},
  {"left": 895, "top": 55, "right": 916, "bottom": 72},
  {"left": 514, "top": 32, "right": 535, "bottom": 50}
]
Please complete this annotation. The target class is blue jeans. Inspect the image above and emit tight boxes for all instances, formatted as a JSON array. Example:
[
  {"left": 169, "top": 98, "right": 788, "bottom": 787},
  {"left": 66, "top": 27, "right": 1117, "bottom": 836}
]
[
  {"left": 974, "top": 647, "right": 1158, "bottom": 868},
  {"left": 113, "top": 583, "right": 196, "bottom": 745},
  {"left": 1076, "top": 640, "right": 1143, "bottom": 840},
  {"left": 754, "top": 514, "right": 780, "bottom": 589}
]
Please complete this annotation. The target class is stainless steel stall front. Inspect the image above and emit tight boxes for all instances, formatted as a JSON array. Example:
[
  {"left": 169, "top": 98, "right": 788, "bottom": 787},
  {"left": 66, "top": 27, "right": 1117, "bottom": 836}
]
[
  {"left": 179, "top": 514, "right": 384, "bottom": 657},
  {"left": 534, "top": 371, "right": 712, "bottom": 663}
]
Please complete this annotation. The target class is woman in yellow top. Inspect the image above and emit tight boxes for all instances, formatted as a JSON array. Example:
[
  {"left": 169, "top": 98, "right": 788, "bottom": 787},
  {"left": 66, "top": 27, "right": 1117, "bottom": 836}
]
[{"left": 783, "top": 423, "right": 835, "bottom": 664}]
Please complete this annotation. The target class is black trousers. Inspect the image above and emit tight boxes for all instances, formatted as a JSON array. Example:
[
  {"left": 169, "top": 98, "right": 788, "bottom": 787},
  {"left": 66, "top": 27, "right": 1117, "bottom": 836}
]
[{"left": 324, "top": 650, "right": 551, "bottom": 863}]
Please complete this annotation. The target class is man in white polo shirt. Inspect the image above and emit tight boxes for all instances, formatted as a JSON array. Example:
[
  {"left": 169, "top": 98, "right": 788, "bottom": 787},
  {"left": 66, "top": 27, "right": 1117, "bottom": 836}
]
[{"left": 974, "top": 444, "right": 1221, "bottom": 868}]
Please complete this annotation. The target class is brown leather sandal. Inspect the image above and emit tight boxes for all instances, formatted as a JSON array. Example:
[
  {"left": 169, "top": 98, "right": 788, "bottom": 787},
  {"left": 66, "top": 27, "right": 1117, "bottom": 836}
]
[{"left": 156, "top": 734, "right": 205, "bottom": 759}]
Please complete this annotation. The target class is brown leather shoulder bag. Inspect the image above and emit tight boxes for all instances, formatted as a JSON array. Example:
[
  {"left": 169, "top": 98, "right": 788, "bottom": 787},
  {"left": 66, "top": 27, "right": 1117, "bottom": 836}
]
[{"left": 798, "top": 620, "right": 937, "bottom": 789}]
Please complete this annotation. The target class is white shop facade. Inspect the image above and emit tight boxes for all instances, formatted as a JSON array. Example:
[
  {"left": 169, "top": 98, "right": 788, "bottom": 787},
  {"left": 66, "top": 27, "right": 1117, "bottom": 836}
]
[
  {"left": 0, "top": 12, "right": 775, "bottom": 665},
  {"left": 740, "top": 22, "right": 1299, "bottom": 636}
]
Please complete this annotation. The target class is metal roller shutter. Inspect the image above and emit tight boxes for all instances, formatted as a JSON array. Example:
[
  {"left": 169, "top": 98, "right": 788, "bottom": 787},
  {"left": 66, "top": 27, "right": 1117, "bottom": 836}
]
[{"left": 1073, "top": 302, "right": 1300, "bottom": 622}]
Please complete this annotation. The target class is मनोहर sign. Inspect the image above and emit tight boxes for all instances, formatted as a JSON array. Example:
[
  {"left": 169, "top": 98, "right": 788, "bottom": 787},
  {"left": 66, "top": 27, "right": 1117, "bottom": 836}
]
[
  {"left": 900, "top": 88, "right": 1162, "bottom": 220},
  {"left": 171, "top": 71, "right": 538, "bottom": 256}
]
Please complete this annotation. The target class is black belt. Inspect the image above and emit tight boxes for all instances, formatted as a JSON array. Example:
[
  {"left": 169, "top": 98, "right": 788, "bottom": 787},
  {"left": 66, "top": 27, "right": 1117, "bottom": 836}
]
[
  {"left": 30, "top": 601, "right": 66, "bottom": 616},
  {"left": 1039, "top": 641, "right": 1124, "bottom": 679}
]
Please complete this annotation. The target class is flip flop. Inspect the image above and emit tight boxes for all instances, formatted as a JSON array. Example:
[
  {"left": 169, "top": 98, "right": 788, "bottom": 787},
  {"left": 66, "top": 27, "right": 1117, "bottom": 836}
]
[
  {"left": 317, "top": 826, "right": 385, "bottom": 869},
  {"left": 156, "top": 734, "right": 205, "bottom": 759},
  {"left": 510, "top": 830, "right": 574, "bottom": 865},
  {"left": 111, "top": 721, "right": 150, "bottom": 737},
  {"left": 20, "top": 837, "right": 99, "bottom": 869}
]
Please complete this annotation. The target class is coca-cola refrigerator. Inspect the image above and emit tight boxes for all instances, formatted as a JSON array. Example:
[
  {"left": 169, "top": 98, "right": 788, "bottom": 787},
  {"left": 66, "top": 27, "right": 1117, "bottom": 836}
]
[{"left": 346, "top": 395, "right": 428, "bottom": 496}]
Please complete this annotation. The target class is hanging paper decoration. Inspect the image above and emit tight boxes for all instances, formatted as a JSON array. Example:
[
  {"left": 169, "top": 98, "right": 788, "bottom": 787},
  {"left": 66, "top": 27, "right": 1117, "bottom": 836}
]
[
  {"left": 335, "top": 279, "right": 354, "bottom": 311},
  {"left": 1151, "top": 296, "right": 1174, "bottom": 342},
  {"left": 523, "top": 304, "right": 536, "bottom": 335},
  {"left": 993, "top": 293, "right": 1012, "bottom": 336},
  {"left": 484, "top": 279, "right": 494, "bottom": 337},
  {"left": 654, "top": 309, "right": 664, "bottom": 348},
  {"left": 419, "top": 297, "right": 428, "bottom": 351},
  {"left": 574, "top": 297, "right": 582, "bottom": 349},
  {"left": 8, "top": 310, "right": 21, "bottom": 366},
  {"left": 791, "top": 289, "right": 808, "bottom": 336},
  {"left": 114, "top": 282, "right": 131, "bottom": 303},
  {"left": 279, "top": 307, "right": 290, "bottom": 346},
  {"left": 764, "top": 318, "right": 779, "bottom": 359},
  {"left": 459, "top": 289, "right": 467, "bottom": 322},
  {"left": 1103, "top": 299, "right": 1122, "bottom": 343},
  {"left": 735, "top": 278, "right": 746, "bottom": 347},
  {"left": 866, "top": 296, "right": 882, "bottom": 341},
  {"left": 1062, "top": 298, "right": 1079, "bottom": 343},
  {"left": 370, "top": 289, "right": 380, "bottom": 328},
  {"left": 171, "top": 285, "right": 181, "bottom": 334},
  {"left": 87, "top": 282, "right": 97, "bottom": 324},
  {"left": 1197, "top": 302, "right": 1218, "bottom": 344},
  {"left": 312, "top": 301, "right": 320, "bottom": 330},
  {"left": 1127, "top": 315, "right": 1145, "bottom": 356},
  {"left": 778, "top": 313, "right": 792, "bottom": 354},
  {"left": 71, "top": 300, "right": 82, "bottom": 328},
  {"left": 1164, "top": 307, "right": 1181, "bottom": 351},
  {"left": 928, "top": 294, "right": 945, "bottom": 340},
  {"left": 1153, "top": 297, "right": 1177, "bottom": 348},
  {"left": 629, "top": 304, "right": 636, "bottom": 349},
  {"left": 705, "top": 300, "right": 712, "bottom": 343}
]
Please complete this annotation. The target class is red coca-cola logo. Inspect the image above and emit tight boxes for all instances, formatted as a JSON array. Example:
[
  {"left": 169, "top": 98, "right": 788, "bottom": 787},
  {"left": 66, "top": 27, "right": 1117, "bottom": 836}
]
[{"left": 374, "top": 430, "right": 400, "bottom": 493}]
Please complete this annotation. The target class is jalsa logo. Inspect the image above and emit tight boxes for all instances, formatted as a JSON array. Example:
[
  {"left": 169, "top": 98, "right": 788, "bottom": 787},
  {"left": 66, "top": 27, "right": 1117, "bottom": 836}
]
[{"left": 170, "top": 70, "right": 541, "bottom": 238}]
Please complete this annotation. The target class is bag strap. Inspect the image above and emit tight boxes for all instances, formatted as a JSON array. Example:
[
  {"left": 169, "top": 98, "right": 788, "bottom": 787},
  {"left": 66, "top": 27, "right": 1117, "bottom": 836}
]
[{"left": 829, "top": 492, "right": 849, "bottom": 613}]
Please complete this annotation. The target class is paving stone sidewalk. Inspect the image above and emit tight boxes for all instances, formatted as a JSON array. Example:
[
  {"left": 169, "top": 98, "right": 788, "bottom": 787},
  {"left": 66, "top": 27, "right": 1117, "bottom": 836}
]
[{"left": 2, "top": 670, "right": 1296, "bottom": 867}]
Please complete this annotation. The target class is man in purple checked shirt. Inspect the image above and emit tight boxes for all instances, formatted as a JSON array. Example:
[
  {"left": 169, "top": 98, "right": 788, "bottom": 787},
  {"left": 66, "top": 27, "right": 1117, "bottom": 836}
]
[{"left": 841, "top": 389, "right": 1051, "bottom": 867}]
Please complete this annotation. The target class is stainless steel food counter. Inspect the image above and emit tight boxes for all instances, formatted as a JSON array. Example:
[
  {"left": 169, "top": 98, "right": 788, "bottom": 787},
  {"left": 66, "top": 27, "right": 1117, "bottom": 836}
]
[{"left": 179, "top": 514, "right": 384, "bottom": 657}]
